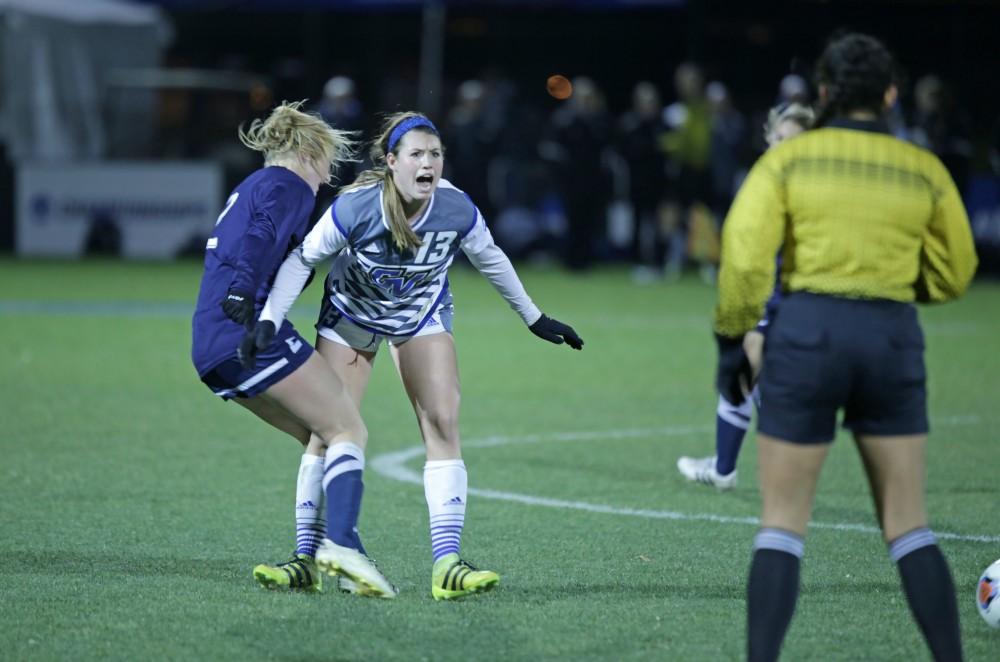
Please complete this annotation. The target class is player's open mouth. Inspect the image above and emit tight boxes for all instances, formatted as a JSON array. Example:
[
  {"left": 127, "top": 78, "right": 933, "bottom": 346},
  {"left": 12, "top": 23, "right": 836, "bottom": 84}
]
[{"left": 415, "top": 174, "right": 435, "bottom": 191}]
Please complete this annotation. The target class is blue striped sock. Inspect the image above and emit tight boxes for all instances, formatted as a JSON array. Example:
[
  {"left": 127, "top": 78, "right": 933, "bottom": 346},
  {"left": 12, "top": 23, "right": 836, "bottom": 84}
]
[
  {"left": 323, "top": 442, "right": 366, "bottom": 554},
  {"left": 424, "top": 459, "right": 467, "bottom": 562},
  {"left": 716, "top": 393, "right": 753, "bottom": 475},
  {"left": 294, "top": 453, "right": 325, "bottom": 557}
]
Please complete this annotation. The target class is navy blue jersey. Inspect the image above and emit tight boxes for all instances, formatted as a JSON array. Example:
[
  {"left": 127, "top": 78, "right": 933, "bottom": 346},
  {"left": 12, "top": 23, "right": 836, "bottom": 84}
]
[{"left": 191, "top": 166, "right": 315, "bottom": 375}]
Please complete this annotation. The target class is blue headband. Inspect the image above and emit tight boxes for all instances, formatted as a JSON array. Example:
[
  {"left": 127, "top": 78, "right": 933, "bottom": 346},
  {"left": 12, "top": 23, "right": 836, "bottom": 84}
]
[{"left": 386, "top": 117, "right": 439, "bottom": 153}]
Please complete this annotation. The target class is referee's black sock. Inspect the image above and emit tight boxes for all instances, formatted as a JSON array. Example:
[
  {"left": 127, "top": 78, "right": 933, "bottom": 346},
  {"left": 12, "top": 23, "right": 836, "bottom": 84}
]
[
  {"left": 890, "top": 528, "right": 963, "bottom": 662},
  {"left": 747, "top": 528, "right": 804, "bottom": 662}
]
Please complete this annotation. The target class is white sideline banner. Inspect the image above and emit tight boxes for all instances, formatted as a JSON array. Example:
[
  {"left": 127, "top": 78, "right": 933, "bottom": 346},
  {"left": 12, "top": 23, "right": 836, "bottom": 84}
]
[{"left": 17, "top": 161, "right": 222, "bottom": 259}]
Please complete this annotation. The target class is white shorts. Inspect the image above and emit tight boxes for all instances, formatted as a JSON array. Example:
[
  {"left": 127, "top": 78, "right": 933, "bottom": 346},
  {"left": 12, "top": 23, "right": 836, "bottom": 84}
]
[{"left": 316, "top": 306, "right": 453, "bottom": 353}]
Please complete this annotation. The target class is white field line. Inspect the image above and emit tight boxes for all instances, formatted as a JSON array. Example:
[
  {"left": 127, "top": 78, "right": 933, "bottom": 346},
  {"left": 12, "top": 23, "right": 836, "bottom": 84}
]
[{"left": 370, "top": 418, "right": 1000, "bottom": 544}]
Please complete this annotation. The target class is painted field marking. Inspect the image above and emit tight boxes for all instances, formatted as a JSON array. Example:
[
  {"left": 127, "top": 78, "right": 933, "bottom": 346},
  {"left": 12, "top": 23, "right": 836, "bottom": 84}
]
[{"left": 370, "top": 419, "right": 1000, "bottom": 544}]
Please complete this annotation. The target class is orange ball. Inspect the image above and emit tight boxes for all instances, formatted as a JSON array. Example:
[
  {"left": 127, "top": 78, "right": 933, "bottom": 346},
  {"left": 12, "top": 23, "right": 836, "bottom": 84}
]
[{"left": 546, "top": 75, "right": 573, "bottom": 100}]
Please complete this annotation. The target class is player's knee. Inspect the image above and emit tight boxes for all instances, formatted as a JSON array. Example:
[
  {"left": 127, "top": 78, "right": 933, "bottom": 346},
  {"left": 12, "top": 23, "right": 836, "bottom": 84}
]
[
  {"left": 423, "top": 405, "right": 459, "bottom": 443},
  {"left": 317, "top": 416, "right": 368, "bottom": 447}
]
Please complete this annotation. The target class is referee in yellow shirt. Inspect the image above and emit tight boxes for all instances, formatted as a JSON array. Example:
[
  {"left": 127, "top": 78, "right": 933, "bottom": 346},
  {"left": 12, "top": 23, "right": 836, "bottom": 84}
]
[{"left": 715, "top": 34, "right": 977, "bottom": 662}]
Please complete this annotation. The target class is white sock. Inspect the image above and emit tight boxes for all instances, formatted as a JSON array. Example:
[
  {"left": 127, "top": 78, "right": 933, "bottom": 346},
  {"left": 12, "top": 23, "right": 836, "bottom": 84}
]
[
  {"left": 295, "top": 453, "right": 325, "bottom": 557},
  {"left": 424, "top": 459, "right": 467, "bottom": 562}
]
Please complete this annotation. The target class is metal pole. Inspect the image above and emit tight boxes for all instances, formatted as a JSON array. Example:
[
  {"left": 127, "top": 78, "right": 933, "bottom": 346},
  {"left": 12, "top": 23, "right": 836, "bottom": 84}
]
[{"left": 418, "top": 0, "right": 446, "bottom": 119}]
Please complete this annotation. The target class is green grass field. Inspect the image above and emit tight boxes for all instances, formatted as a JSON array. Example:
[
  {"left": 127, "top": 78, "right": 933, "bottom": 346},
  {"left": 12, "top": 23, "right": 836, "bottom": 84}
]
[{"left": 2, "top": 258, "right": 998, "bottom": 661}]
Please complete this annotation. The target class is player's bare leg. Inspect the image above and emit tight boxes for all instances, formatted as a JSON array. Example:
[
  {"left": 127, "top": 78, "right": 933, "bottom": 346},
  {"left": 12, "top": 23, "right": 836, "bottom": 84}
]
[
  {"left": 238, "top": 395, "right": 326, "bottom": 592},
  {"left": 855, "top": 433, "right": 961, "bottom": 660},
  {"left": 746, "top": 435, "right": 829, "bottom": 661},
  {"left": 392, "top": 333, "right": 499, "bottom": 599},
  {"left": 316, "top": 336, "right": 377, "bottom": 408},
  {"left": 311, "top": 336, "right": 381, "bottom": 594},
  {"left": 243, "top": 353, "right": 364, "bottom": 592},
  {"left": 259, "top": 352, "right": 394, "bottom": 597}
]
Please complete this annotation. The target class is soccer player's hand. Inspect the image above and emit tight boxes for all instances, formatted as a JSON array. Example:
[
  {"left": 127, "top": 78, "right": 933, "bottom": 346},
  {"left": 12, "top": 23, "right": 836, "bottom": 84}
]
[
  {"left": 238, "top": 320, "right": 276, "bottom": 370},
  {"left": 716, "top": 333, "right": 752, "bottom": 405},
  {"left": 221, "top": 289, "right": 255, "bottom": 327},
  {"left": 530, "top": 314, "right": 584, "bottom": 350}
]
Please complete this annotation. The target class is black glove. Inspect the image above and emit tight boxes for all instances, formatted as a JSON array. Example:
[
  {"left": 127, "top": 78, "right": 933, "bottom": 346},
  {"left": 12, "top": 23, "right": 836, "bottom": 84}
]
[
  {"left": 716, "top": 333, "right": 752, "bottom": 405},
  {"left": 221, "top": 289, "right": 255, "bottom": 328},
  {"left": 238, "top": 320, "right": 276, "bottom": 370},
  {"left": 530, "top": 314, "right": 584, "bottom": 350}
]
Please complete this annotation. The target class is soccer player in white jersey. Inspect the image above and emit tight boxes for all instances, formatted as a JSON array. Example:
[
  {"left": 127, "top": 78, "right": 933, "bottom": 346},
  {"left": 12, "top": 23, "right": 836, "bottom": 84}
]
[
  {"left": 246, "top": 111, "right": 583, "bottom": 599},
  {"left": 677, "top": 102, "right": 814, "bottom": 490}
]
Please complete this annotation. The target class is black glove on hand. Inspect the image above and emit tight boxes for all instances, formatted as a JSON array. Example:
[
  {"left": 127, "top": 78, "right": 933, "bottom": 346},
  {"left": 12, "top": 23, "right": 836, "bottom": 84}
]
[
  {"left": 221, "top": 289, "right": 255, "bottom": 327},
  {"left": 530, "top": 314, "right": 584, "bottom": 350},
  {"left": 238, "top": 320, "right": 276, "bottom": 370},
  {"left": 716, "top": 333, "right": 752, "bottom": 405}
]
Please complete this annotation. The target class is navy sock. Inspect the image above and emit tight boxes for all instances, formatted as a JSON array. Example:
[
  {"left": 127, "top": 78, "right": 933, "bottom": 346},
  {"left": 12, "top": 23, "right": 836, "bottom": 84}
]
[
  {"left": 715, "top": 393, "right": 752, "bottom": 475},
  {"left": 747, "top": 528, "right": 804, "bottom": 662},
  {"left": 890, "top": 529, "right": 963, "bottom": 661},
  {"left": 323, "top": 442, "right": 367, "bottom": 555}
]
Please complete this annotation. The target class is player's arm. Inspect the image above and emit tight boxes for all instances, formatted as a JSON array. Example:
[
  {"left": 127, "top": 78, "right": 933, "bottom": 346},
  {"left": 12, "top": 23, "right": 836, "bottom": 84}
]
[
  {"left": 259, "top": 201, "right": 347, "bottom": 328},
  {"left": 460, "top": 207, "right": 583, "bottom": 350},
  {"left": 914, "top": 160, "right": 978, "bottom": 303},
  {"left": 713, "top": 153, "right": 786, "bottom": 338},
  {"left": 713, "top": 152, "right": 785, "bottom": 404}
]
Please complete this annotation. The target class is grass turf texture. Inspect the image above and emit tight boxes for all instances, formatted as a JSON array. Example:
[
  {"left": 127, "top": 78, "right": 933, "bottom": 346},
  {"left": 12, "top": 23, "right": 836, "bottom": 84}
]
[{"left": 1, "top": 258, "right": 998, "bottom": 661}]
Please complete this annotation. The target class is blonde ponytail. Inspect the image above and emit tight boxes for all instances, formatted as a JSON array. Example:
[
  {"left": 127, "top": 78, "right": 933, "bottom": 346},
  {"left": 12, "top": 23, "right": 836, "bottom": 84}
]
[{"left": 239, "top": 100, "right": 357, "bottom": 185}]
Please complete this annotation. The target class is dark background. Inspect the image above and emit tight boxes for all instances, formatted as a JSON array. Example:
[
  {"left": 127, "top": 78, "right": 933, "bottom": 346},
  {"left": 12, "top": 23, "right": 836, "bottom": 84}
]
[
  {"left": 3, "top": 0, "right": 998, "bottom": 262},
  {"left": 150, "top": 0, "right": 999, "bottom": 139}
]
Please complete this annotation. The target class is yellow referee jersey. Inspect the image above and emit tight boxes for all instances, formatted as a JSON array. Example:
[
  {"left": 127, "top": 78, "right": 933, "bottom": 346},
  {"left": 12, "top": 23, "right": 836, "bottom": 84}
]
[{"left": 714, "top": 118, "right": 978, "bottom": 337}]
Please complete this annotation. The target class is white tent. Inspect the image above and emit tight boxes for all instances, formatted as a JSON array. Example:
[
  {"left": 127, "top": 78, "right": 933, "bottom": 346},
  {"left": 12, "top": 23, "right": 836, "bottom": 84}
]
[
  {"left": 0, "top": 0, "right": 172, "bottom": 161},
  {"left": 0, "top": 0, "right": 166, "bottom": 25}
]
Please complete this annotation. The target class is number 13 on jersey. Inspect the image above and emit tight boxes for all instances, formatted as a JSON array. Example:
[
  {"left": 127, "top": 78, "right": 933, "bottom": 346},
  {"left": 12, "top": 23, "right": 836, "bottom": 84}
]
[{"left": 413, "top": 231, "right": 457, "bottom": 264}]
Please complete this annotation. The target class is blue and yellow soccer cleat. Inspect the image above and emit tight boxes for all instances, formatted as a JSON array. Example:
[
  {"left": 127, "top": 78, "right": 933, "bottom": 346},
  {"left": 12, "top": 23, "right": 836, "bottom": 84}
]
[
  {"left": 431, "top": 553, "right": 500, "bottom": 600},
  {"left": 253, "top": 553, "right": 322, "bottom": 593}
]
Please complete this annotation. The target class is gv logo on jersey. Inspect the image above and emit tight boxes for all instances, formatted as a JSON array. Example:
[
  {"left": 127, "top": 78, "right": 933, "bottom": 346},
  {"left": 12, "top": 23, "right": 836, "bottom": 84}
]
[{"left": 371, "top": 267, "right": 423, "bottom": 297}]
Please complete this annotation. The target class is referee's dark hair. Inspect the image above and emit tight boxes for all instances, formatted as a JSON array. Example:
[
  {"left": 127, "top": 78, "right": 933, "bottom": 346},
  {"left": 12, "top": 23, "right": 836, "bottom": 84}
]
[{"left": 814, "top": 33, "right": 896, "bottom": 127}]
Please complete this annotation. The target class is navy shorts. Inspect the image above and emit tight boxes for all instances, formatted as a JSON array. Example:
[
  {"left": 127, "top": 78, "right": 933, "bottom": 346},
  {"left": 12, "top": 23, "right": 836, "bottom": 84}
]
[
  {"left": 757, "top": 292, "right": 928, "bottom": 444},
  {"left": 200, "top": 321, "right": 314, "bottom": 400}
]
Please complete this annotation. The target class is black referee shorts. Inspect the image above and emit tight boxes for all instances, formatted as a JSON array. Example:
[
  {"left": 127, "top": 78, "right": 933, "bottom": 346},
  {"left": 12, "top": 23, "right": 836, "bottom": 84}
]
[{"left": 757, "top": 292, "right": 928, "bottom": 444}]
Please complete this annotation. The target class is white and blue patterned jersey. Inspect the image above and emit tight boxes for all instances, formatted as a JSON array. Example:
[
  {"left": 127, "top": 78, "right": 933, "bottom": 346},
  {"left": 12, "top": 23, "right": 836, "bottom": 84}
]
[{"left": 261, "top": 178, "right": 541, "bottom": 336}]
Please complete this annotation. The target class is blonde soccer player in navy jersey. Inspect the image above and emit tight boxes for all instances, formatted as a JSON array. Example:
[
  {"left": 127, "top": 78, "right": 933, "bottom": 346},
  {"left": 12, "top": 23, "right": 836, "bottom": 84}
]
[
  {"left": 191, "top": 101, "right": 399, "bottom": 597},
  {"left": 247, "top": 112, "right": 583, "bottom": 599},
  {"left": 677, "top": 101, "right": 814, "bottom": 490},
  {"left": 715, "top": 34, "right": 976, "bottom": 661}
]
